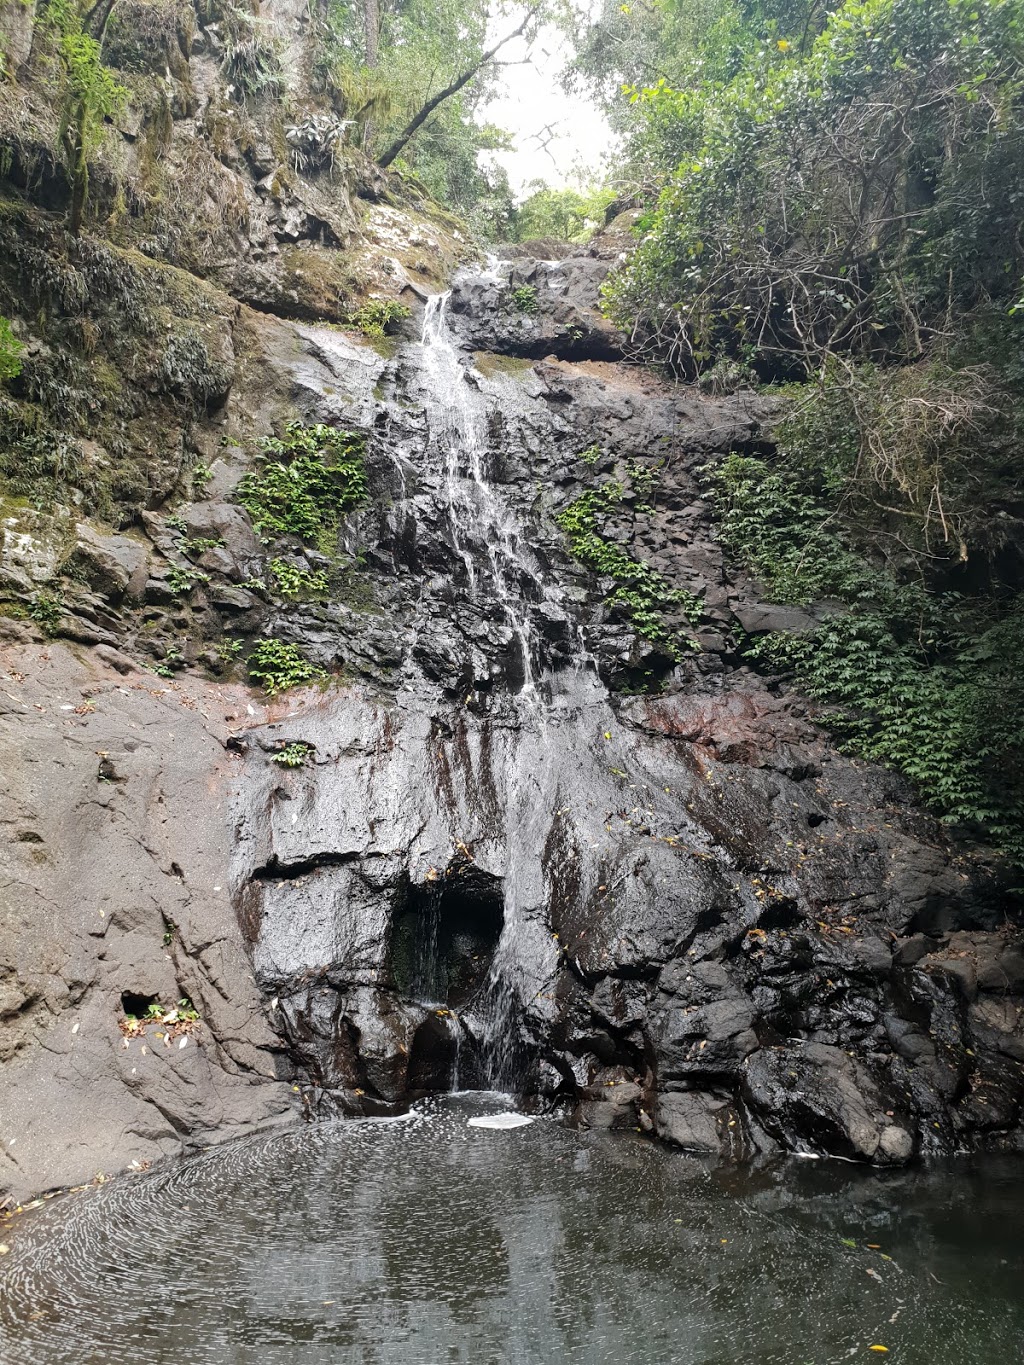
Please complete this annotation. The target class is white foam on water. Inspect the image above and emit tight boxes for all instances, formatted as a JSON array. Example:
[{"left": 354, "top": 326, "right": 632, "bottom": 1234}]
[{"left": 467, "top": 1112, "right": 534, "bottom": 1130}]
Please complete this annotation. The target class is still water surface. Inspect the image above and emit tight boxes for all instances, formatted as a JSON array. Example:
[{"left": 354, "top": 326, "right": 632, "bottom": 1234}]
[{"left": 1, "top": 1093, "right": 1022, "bottom": 1365}]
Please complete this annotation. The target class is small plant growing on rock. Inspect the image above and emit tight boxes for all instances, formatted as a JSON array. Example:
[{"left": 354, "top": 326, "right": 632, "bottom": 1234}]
[
  {"left": 286, "top": 113, "right": 351, "bottom": 175},
  {"left": 237, "top": 422, "right": 367, "bottom": 551},
  {"left": 509, "top": 285, "right": 539, "bottom": 315},
  {"left": 179, "top": 536, "right": 223, "bottom": 558},
  {"left": 26, "top": 592, "right": 64, "bottom": 636},
  {"left": 121, "top": 997, "right": 200, "bottom": 1041},
  {"left": 166, "top": 566, "right": 210, "bottom": 595},
  {"left": 247, "top": 638, "right": 327, "bottom": 696},
  {"left": 269, "top": 558, "right": 329, "bottom": 599},
  {"left": 271, "top": 741, "right": 314, "bottom": 768},
  {"left": 216, "top": 637, "right": 245, "bottom": 662},
  {"left": 191, "top": 462, "right": 213, "bottom": 494},
  {"left": 347, "top": 300, "right": 411, "bottom": 339},
  {"left": 0, "top": 316, "right": 24, "bottom": 381}
]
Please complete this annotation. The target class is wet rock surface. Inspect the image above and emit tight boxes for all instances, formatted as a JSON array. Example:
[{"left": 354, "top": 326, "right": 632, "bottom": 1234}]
[{"left": 2, "top": 248, "right": 1022, "bottom": 1200}]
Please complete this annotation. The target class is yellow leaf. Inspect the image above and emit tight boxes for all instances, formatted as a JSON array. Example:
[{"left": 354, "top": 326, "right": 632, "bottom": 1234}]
[
  {"left": 777, "top": 38, "right": 791, "bottom": 50},
  {"left": 869, "top": 1348, "right": 889, "bottom": 1354}
]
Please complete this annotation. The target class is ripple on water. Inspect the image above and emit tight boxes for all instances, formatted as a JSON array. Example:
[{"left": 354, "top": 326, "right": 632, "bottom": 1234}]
[{"left": 2, "top": 1093, "right": 1022, "bottom": 1365}]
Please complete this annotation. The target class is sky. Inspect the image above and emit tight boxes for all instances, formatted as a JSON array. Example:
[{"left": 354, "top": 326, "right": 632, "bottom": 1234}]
[{"left": 477, "top": 5, "right": 616, "bottom": 199}]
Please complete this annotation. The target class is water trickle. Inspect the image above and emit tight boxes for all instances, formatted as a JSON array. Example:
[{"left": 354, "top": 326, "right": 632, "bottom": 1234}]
[{"left": 419, "top": 290, "right": 550, "bottom": 700}]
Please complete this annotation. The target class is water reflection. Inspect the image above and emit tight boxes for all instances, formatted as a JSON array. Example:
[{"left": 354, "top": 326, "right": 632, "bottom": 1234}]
[{"left": 2, "top": 1094, "right": 1022, "bottom": 1364}]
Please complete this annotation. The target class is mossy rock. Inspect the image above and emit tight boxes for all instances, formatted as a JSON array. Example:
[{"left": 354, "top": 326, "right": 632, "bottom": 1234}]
[
  {"left": 103, "top": 0, "right": 195, "bottom": 82},
  {"left": 473, "top": 353, "right": 535, "bottom": 381}
]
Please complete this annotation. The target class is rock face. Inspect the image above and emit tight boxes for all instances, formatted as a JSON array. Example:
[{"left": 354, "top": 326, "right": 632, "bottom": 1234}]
[
  {"left": 1, "top": 241, "right": 1022, "bottom": 1204},
  {"left": 0, "top": 643, "right": 295, "bottom": 1204},
  {"left": 223, "top": 263, "right": 1020, "bottom": 1169}
]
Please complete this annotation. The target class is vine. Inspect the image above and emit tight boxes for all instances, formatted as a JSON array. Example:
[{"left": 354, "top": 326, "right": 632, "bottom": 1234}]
[{"left": 556, "top": 481, "right": 701, "bottom": 653}]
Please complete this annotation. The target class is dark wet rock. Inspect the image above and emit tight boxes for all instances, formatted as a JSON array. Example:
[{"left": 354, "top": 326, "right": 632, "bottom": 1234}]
[
  {"left": 743, "top": 1043, "right": 910, "bottom": 1163},
  {"left": 449, "top": 257, "right": 626, "bottom": 360},
  {"left": 655, "top": 1090, "right": 754, "bottom": 1157},
  {"left": 65, "top": 523, "right": 149, "bottom": 603},
  {"left": 1, "top": 241, "right": 1021, "bottom": 1198}
]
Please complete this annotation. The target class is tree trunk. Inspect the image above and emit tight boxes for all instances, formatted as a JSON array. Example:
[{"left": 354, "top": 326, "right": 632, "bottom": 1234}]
[
  {"left": 377, "top": 9, "right": 534, "bottom": 170},
  {"left": 364, "top": 0, "right": 380, "bottom": 67},
  {"left": 68, "top": 101, "right": 89, "bottom": 237}
]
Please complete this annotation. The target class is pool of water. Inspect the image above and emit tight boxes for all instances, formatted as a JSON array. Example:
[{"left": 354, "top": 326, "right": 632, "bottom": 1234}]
[{"left": 1, "top": 1093, "right": 1022, "bottom": 1365}]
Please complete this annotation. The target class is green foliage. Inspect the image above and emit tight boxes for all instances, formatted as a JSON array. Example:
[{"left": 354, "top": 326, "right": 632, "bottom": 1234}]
[
  {"left": 216, "top": 636, "right": 245, "bottom": 662},
  {"left": 705, "top": 445, "right": 1024, "bottom": 860},
  {"left": 191, "top": 462, "right": 213, "bottom": 493},
  {"left": 0, "top": 317, "right": 24, "bottom": 382},
  {"left": 179, "top": 536, "right": 223, "bottom": 557},
  {"left": 347, "top": 299, "right": 410, "bottom": 339},
  {"left": 41, "top": 0, "right": 128, "bottom": 233},
  {"left": 580, "top": 443, "right": 602, "bottom": 468},
  {"left": 557, "top": 482, "right": 702, "bottom": 652},
  {"left": 247, "top": 638, "right": 327, "bottom": 695},
  {"left": 268, "top": 558, "right": 329, "bottom": 599},
  {"left": 509, "top": 285, "right": 539, "bottom": 316},
  {"left": 310, "top": 0, "right": 518, "bottom": 222},
  {"left": 602, "top": 0, "right": 1024, "bottom": 377},
  {"left": 236, "top": 422, "right": 367, "bottom": 551},
  {"left": 26, "top": 591, "right": 64, "bottom": 635},
  {"left": 510, "top": 182, "right": 615, "bottom": 244},
  {"left": 270, "top": 740, "right": 314, "bottom": 768},
  {"left": 220, "top": 7, "right": 284, "bottom": 102},
  {"left": 166, "top": 565, "right": 210, "bottom": 595}
]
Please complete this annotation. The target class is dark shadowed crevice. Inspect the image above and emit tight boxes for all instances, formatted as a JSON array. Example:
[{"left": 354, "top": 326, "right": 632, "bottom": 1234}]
[{"left": 389, "top": 861, "right": 504, "bottom": 1009}]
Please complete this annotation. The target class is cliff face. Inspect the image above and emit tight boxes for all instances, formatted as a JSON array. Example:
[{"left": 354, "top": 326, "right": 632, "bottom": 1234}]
[{"left": 0, "top": 1, "right": 1022, "bottom": 1207}]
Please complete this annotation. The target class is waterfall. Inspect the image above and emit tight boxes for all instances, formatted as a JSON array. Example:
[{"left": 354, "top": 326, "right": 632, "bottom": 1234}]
[
  {"left": 419, "top": 291, "right": 546, "bottom": 699},
  {"left": 416, "top": 288, "right": 563, "bottom": 1090}
]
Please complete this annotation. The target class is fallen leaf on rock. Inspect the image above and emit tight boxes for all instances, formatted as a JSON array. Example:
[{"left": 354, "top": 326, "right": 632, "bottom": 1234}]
[{"left": 869, "top": 1348, "right": 889, "bottom": 1354}]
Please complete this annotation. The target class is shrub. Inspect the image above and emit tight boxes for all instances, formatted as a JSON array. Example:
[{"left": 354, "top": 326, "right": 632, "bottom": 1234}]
[
  {"left": 247, "top": 638, "right": 327, "bottom": 695},
  {"left": 268, "top": 558, "right": 329, "bottom": 599},
  {"left": 509, "top": 285, "right": 539, "bottom": 315},
  {"left": 346, "top": 299, "right": 410, "bottom": 339}
]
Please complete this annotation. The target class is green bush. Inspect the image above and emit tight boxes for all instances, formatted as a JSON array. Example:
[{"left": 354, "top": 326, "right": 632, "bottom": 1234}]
[
  {"left": 269, "top": 558, "right": 329, "bottom": 599},
  {"left": 509, "top": 285, "right": 539, "bottom": 316},
  {"left": 704, "top": 446, "right": 1024, "bottom": 860},
  {"left": 346, "top": 300, "right": 411, "bottom": 339},
  {"left": 247, "top": 638, "right": 327, "bottom": 696}
]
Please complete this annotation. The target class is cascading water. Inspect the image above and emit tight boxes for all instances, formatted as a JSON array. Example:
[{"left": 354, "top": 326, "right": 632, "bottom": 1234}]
[
  {"left": 419, "top": 290, "right": 549, "bottom": 699},
  {"left": 415, "top": 287, "right": 570, "bottom": 1090}
]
